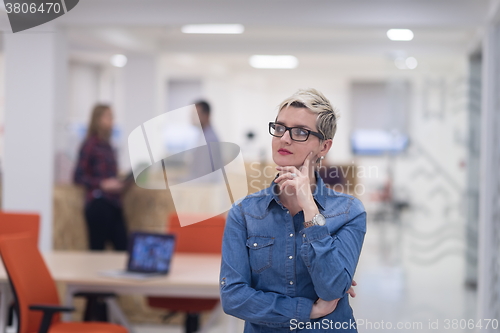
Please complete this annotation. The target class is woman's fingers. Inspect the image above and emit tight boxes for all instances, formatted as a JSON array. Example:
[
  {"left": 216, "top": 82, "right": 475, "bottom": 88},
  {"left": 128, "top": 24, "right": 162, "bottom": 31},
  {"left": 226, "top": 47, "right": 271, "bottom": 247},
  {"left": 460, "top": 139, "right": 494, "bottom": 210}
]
[
  {"left": 311, "top": 298, "right": 340, "bottom": 319},
  {"left": 300, "top": 151, "right": 314, "bottom": 173},
  {"left": 275, "top": 165, "right": 301, "bottom": 184},
  {"left": 275, "top": 156, "right": 316, "bottom": 201},
  {"left": 276, "top": 165, "right": 300, "bottom": 175},
  {"left": 347, "top": 280, "right": 357, "bottom": 297},
  {"left": 274, "top": 172, "right": 299, "bottom": 183},
  {"left": 279, "top": 179, "right": 297, "bottom": 192}
]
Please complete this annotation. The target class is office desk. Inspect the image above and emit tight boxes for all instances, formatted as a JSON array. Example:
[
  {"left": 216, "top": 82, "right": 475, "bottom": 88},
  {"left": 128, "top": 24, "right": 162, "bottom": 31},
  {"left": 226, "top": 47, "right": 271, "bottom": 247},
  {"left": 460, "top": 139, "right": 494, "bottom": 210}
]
[{"left": 0, "top": 251, "right": 230, "bottom": 333}]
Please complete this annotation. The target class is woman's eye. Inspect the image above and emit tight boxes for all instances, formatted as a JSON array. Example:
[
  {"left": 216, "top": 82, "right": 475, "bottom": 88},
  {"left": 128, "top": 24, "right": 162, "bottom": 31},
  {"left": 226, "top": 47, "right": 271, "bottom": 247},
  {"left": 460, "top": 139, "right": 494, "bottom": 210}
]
[
  {"left": 293, "top": 128, "right": 308, "bottom": 137},
  {"left": 275, "top": 126, "right": 285, "bottom": 133}
]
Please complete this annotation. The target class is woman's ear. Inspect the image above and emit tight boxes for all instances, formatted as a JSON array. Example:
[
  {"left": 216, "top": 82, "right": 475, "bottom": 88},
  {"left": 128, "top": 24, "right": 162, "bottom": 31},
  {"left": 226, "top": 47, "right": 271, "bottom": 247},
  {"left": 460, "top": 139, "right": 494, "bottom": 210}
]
[{"left": 319, "top": 139, "right": 333, "bottom": 156}]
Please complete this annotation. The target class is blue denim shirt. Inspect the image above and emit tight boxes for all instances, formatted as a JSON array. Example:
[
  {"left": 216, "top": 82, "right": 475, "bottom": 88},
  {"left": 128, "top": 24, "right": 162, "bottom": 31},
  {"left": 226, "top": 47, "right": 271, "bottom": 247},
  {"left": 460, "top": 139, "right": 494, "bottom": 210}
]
[{"left": 219, "top": 172, "right": 366, "bottom": 332}]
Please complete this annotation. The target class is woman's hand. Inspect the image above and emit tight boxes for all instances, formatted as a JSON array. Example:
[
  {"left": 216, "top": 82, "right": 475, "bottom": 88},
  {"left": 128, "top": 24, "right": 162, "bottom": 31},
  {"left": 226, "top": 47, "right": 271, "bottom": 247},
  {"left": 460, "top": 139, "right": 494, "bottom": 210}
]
[
  {"left": 100, "top": 178, "right": 123, "bottom": 193},
  {"left": 310, "top": 298, "right": 339, "bottom": 319},
  {"left": 347, "top": 280, "right": 357, "bottom": 298},
  {"left": 310, "top": 281, "right": 358, "bottom": 319},
  {"left": 274, "top": 152, "right": 318, "bottom": 216}
]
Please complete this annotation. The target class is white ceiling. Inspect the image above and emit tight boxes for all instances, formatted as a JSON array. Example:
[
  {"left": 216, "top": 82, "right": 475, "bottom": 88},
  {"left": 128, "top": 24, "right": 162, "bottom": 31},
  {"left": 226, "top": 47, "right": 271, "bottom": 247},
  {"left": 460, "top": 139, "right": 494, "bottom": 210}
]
[
  {"left": 60, "top": 0, "right": 493, "bottom": 27},
  {"left": 4, "top": 0, "right": 497, "bottom": 59},
  {"left": 66, "top": 26, "right": 480, "bottom": 58}
]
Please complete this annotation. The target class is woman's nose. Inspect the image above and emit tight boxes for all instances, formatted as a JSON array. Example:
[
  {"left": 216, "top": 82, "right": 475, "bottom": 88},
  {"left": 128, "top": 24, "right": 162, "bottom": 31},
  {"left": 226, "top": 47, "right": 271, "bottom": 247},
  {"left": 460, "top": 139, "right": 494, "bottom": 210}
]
[{"left": 280, "top": 130, "right": 292, "bottom": 143}]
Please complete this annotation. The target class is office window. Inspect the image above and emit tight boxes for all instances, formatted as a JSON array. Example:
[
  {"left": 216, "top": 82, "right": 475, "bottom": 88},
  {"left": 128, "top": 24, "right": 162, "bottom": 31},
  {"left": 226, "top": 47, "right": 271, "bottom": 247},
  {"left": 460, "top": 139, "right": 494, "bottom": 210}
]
[{"left": 351, "top": 81, "right": 410, "bottom": 155}]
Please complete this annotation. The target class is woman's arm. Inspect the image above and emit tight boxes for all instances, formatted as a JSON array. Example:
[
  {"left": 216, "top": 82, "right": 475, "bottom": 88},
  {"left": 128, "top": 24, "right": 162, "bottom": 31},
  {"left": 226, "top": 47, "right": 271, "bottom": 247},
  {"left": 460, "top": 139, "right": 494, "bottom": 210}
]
[
  {"left": 220, "top": 203, "right": 315, "bottom": 328},
  {"left": 299, "top": 197, "right": 366, "bottom": 301},
  {"left": 73, "top": 140, "right": 104, "bottom": 190}
]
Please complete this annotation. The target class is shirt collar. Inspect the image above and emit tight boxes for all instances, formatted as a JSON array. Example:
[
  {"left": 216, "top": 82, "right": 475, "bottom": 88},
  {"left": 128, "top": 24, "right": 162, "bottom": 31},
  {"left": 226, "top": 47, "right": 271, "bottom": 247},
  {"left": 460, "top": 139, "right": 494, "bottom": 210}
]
[{"left": 265, "top": 170, "right": 327, "bottom": 211}]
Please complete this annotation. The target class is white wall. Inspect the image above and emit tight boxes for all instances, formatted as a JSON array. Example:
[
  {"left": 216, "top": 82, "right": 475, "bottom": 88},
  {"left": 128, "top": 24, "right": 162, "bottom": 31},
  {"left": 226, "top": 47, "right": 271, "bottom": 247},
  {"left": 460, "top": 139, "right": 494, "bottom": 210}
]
[
  {"left": 3, "top": 30, "right": 67, "bottom": 251},
  {"left": 69, "top": 62, "right": 100, "bottom": 125},
  {"left": 0, "top": 55, "right": 4, "bottom": 163},
  {"left": 56, "top": 61, "right": 125, "bottom": 183}
]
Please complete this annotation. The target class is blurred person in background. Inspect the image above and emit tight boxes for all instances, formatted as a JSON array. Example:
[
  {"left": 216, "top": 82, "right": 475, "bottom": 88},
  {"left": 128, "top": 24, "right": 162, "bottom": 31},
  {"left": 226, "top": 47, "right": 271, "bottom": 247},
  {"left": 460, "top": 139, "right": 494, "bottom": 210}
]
[
  {"left": 187, "top": 100, "right": 223, "bottom": 182},
  {"left": 74, "top": 104, "right": 128, "bottom": 251},
  {"left": 220, "top": 89, "right": 366, "bottom": 332},
  {"left": 195, "top": 100, "right": 219, "bottom": 144}
]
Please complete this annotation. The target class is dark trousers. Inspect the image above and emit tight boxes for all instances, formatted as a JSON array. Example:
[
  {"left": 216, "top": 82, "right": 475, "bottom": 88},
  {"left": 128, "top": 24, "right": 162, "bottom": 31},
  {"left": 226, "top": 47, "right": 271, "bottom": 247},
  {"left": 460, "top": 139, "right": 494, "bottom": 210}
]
[
  {"left": 83, "top": 198, "right": 127, "bottom": 321},
  {"left": 84, "top": 198, "right": 128, "bottom": 251}
]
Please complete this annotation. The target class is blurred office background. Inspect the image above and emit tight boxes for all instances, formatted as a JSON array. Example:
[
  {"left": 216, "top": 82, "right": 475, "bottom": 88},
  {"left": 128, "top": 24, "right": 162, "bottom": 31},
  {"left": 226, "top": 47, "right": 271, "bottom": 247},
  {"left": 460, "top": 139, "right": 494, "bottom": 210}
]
[{"left": 0, "top": 0, "right": 499, "bottom": 332}]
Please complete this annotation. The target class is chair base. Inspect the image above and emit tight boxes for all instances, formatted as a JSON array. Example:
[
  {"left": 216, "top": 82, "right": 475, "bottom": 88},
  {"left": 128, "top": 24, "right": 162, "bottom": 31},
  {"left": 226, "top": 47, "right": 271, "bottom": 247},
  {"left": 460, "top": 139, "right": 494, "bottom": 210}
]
[
  {"left": 82, "top": 296, "right": 109, "bottom": 322},
  {"left": 185, "top": 313, "right": 200, "bottom": 333}
]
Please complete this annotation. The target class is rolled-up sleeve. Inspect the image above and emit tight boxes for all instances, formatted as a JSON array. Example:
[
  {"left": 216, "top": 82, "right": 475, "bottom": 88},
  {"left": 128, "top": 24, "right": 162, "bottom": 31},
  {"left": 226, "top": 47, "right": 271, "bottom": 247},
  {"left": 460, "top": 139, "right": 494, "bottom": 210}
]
[
  {"left": 220, "top": 203, "right": 314, "bottom": 327},
  {"left": 299, "top": 198, "right": 366, "bottom": 301}
]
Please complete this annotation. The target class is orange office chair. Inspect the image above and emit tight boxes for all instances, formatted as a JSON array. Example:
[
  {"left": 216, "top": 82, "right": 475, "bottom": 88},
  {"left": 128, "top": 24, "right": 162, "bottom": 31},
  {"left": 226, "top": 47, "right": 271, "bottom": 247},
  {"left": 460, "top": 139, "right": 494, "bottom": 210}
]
[
  {"left": 0, "top": 211, "right": 116, "bottom": 324},
  {"left": 0, "top": 212, "right": 40, "bottom": 244},
  {"left": 0, "top": 234, "right": 127, "bottom": 333},
  {"left": 0, "top": 212, "right": 40, "bottom": 326},
  {"left": 147, "top": 213, "right": 225, "bottom": 333}
]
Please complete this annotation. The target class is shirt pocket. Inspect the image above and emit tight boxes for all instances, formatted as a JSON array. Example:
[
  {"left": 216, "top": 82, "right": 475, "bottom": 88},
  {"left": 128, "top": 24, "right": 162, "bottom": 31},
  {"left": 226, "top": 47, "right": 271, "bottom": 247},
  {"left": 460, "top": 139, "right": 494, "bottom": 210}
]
[{"left": 246, "top": 236, "right": 275, "bottom": 273}]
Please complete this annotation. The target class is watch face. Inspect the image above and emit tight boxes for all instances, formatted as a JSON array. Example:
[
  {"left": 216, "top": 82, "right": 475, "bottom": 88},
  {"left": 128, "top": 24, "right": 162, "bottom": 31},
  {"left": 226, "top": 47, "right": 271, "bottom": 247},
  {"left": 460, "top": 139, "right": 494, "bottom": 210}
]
[{"left": 314, "top": 214, "right": 326, "bottom": 226}]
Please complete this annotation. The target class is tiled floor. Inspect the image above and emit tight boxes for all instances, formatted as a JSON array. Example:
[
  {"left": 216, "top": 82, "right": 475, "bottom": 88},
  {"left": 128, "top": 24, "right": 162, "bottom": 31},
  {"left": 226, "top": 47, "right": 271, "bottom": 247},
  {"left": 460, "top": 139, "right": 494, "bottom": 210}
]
[
  {"left": 132, "top": 312, "right": 245, "bottom": 333},
  {"left": 351, "top": 219, "right": 476, "bottom": 333}
]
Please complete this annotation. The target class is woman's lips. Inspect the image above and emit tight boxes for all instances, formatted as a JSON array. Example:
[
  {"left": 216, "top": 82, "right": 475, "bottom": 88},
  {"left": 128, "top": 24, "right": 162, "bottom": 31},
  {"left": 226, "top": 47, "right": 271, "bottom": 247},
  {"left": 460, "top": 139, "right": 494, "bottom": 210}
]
[{"left": 278, "top": 149, "right": 292, "bottom": 155}]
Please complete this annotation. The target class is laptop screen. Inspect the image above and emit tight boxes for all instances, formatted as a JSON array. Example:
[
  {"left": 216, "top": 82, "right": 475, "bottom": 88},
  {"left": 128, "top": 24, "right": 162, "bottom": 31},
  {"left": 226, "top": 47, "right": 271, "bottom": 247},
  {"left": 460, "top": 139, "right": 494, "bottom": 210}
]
[{"left": 127, "top": 232, "right": 176, "bottom": 274}]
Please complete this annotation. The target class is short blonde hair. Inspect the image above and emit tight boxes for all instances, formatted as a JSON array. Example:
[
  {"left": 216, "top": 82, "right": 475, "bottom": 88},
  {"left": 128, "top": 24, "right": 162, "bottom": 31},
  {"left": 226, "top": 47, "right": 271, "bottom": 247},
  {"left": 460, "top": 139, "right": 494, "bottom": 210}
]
[{"left": 277, "top": 88, "right": 339, "bottom": 140}]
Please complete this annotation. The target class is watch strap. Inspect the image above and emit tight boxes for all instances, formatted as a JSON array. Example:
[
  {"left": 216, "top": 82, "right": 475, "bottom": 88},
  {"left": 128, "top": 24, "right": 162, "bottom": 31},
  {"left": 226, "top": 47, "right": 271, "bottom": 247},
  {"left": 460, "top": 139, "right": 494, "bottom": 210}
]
[{"left": 303, "top": 220, "right": 315, "bottom": 228}]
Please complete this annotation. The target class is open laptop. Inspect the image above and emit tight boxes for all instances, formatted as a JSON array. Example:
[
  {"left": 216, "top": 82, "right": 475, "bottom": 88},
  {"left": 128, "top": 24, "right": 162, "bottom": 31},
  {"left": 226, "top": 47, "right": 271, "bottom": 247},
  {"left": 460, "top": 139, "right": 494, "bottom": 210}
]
[{"left": 100, "top": 232, "right": 176, "bottom": 279}]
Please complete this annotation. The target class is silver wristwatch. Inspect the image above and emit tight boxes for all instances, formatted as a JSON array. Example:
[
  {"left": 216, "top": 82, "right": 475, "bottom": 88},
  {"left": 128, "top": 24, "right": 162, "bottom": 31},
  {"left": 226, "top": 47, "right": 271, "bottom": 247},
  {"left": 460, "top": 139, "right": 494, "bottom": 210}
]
[{"left": 303, "top": 214, "right": 326, "bottom": 228}]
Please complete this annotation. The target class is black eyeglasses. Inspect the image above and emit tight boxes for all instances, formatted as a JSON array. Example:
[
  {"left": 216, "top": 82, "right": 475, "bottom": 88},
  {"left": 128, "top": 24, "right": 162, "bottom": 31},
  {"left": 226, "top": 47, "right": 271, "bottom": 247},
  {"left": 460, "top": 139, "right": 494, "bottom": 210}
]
[{"left": 269, "top": 122, "right": 324, "bottom": 142}]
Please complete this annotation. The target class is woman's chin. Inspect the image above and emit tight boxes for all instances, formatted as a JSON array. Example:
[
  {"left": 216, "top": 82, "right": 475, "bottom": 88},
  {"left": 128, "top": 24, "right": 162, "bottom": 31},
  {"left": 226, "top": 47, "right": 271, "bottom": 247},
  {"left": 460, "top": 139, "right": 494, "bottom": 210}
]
[
  {"left": 272, "top": 155, "right": 286, "bottom": 165},
  {"left": 273, "top": 155, "right": 299, "bottom": 167}
]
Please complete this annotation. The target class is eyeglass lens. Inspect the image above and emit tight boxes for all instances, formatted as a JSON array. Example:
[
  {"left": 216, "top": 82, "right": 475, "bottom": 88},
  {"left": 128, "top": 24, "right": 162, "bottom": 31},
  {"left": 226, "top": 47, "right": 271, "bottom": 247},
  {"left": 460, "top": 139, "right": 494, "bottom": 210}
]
[{"left": 271, "top": 123, "right": 309, "bottom": 141}]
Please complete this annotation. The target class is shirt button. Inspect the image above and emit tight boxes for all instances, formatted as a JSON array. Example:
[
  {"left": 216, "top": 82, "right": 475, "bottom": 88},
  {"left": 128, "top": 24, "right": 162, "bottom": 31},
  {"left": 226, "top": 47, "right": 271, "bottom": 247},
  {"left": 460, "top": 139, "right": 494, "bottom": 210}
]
[
  {"left": 289, "top": 233, "right": 293, "bottom": 237},
  {"left": 289, "top": 281, "right": 294, "bottom": 285},
  {"left": 303, "top": 234, "right": 306, "bottom": 238},
  {"left": 286, "top": 211, "right": 289, "bottom": 214},
  {"left": 221, "top": 281, "right": 225, "bottom": 285},
  {"left": 253, "top": 243, "right": 258, "bottom": 247},
  {"left": 289, "top": 256, "right": 293, "bottom": 259}
]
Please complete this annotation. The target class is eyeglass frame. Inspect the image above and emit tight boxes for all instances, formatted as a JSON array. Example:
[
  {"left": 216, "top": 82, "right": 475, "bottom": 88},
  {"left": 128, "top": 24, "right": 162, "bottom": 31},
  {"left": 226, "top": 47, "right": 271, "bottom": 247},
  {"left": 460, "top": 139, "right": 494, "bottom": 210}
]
[{"left": 269, "top": 122, "right": 325, "bottom": 142}]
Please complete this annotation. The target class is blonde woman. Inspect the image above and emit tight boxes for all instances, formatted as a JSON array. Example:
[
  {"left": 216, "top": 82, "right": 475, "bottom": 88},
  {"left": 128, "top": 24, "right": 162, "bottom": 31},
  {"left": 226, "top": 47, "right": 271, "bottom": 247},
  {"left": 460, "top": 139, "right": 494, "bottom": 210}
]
[{"left": 220, "top": 89, "right": 366, "bottom": 332}]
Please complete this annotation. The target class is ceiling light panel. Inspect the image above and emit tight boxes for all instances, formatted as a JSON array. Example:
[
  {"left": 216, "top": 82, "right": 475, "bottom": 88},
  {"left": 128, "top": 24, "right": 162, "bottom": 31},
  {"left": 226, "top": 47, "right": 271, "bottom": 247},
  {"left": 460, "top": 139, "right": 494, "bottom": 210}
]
[
  {"left": 387, "top": 29, "right": 414, "bottom": 41},
  {"left": 181, "top": 24, "right": 244, "bottom": 34},
  {"left": 249, "top": 55, "right": 298, "bottom": 69}
]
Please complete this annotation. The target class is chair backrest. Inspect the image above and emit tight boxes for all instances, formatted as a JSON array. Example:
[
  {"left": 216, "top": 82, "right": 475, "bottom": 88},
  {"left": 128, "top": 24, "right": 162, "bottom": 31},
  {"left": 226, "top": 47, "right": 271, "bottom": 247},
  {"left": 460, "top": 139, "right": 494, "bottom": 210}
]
[
  {"left": 167, "top": 214, "right": 225, "bottom": 254},
  {"left": 0, "top": 212, "right": 40, "bottom": 245},
  {"left": 0, "top": 234, "right": 60, "bottom": 333}
]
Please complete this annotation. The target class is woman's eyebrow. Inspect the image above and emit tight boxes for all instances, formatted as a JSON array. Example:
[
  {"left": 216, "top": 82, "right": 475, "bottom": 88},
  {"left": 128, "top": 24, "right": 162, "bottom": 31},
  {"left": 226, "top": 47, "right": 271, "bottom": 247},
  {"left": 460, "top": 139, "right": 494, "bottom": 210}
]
[{"left": 275, "top": 120, "right": 312, "bottom": 130}]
